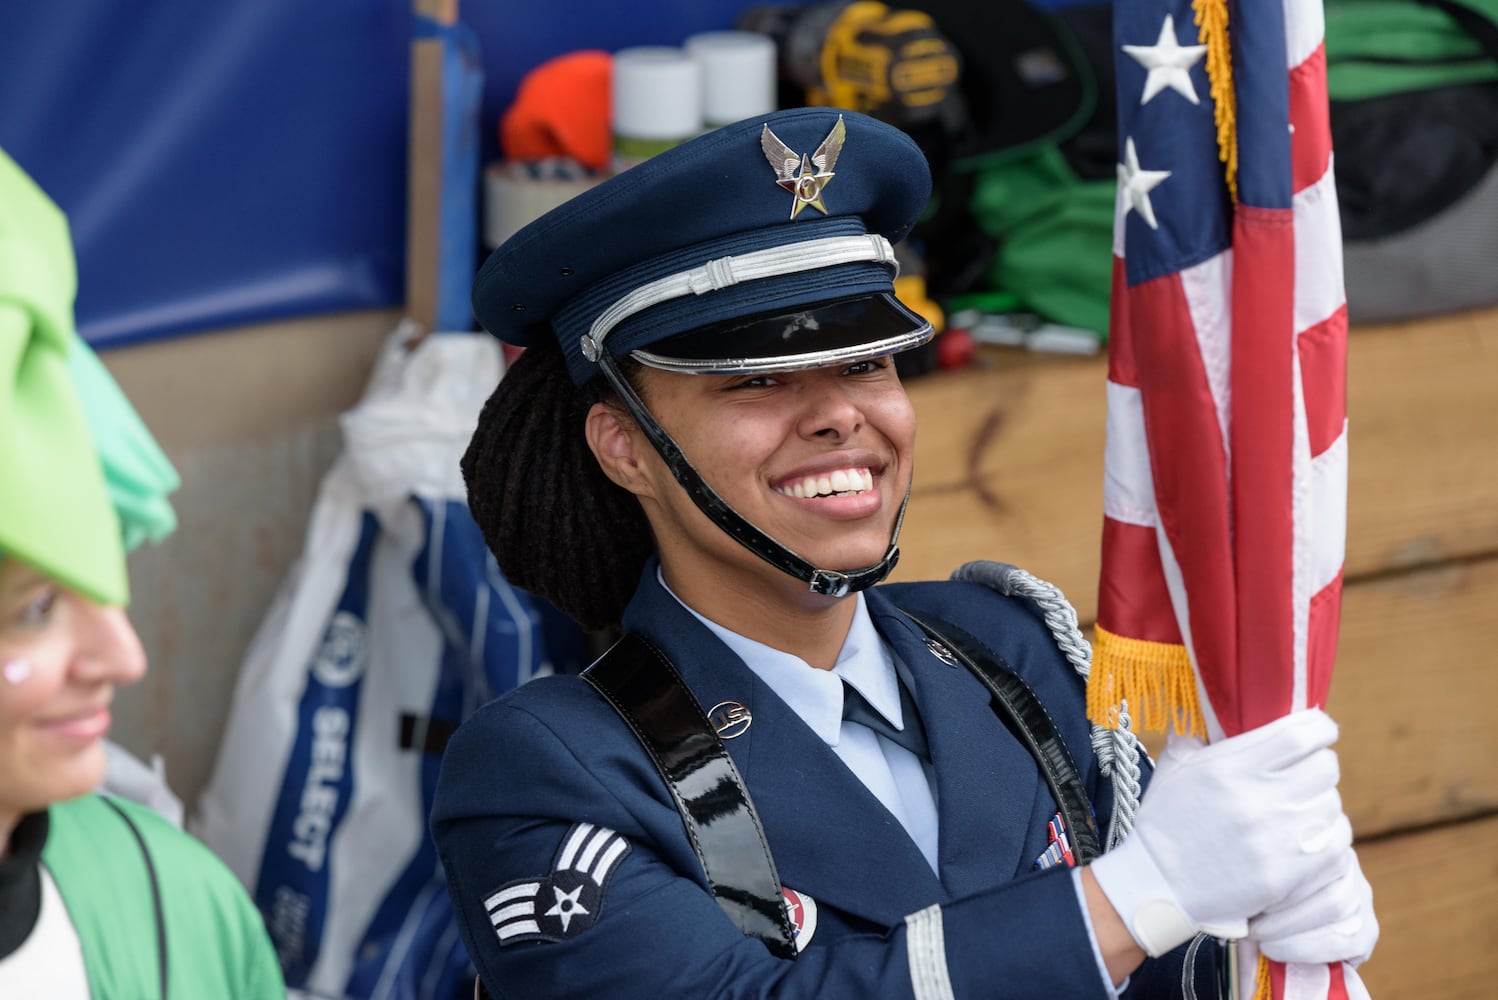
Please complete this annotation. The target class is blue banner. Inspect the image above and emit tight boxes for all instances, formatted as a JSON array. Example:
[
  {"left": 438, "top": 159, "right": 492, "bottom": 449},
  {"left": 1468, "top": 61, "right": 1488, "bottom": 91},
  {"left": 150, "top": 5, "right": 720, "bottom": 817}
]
[{"left": 255, "top": 511, "right": 380, "bottom": 985}]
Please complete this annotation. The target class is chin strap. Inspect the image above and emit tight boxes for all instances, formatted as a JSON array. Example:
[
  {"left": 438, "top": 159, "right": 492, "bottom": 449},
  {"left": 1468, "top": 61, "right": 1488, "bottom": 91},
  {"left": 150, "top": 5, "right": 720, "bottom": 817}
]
[{"left": 599, "top": 355, "right": 906, "bottom": 597}]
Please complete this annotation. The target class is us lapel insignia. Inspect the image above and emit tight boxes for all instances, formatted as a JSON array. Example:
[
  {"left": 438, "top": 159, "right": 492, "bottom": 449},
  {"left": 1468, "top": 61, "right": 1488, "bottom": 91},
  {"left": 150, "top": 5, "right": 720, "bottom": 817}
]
[
  {"left": 761, "top": 115, "right": 846, "bottom": 219},
  {"left": 1032, "top": 812, "right": 1077, "bottom": 871},
  {"left": 708, "top": 700, "right": 752, "bottom": 739},
  {"left": 485, "top": 822, "right": 630, "bottom": 945},
  {"left": 781, "top": 887, "right": 820, "bottom": 951}
]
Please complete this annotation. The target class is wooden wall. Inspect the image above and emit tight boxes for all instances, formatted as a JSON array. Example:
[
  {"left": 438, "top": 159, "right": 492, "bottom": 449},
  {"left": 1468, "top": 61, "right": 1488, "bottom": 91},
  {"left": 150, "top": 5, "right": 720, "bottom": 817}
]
[
  {"left": 892, "top": 306, "right": 1498, "bottom": 996},
  {"left": 103, "top": 310, "right": 398, "bottom": 807}
]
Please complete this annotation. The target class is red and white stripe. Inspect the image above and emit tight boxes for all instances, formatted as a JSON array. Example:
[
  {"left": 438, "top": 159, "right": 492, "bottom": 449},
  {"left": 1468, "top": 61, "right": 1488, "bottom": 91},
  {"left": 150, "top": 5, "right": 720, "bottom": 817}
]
[
  {"left": 1099, "top": 0, "right": 1348, "bottom": 741},
  {"left": 1099, "top": 2, "right": 1361, "bottom": 997}
]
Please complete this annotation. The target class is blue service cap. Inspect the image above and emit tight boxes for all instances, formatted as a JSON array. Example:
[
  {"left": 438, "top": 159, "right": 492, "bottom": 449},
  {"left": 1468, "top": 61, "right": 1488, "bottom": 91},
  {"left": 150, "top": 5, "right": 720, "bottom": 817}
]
[{"left": 472, "top": 107, "right": 935, "bottom": 385}]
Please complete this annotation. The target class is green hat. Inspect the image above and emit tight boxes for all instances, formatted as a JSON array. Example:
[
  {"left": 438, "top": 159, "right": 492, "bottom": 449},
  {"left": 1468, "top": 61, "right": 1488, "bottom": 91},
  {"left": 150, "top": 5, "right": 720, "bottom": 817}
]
[
  {"left": 0, "top": 149, "right": 129, "bottom": 605},
  {"left": 67, "top": 335, "right": 179, "bottom": 555}
]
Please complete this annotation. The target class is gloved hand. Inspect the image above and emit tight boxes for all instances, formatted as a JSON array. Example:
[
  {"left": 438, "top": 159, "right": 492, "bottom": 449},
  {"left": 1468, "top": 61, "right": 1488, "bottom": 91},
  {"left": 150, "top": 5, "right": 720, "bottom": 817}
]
[
  {"left": 1251, "top": 847, "right": 1378, "bottom": 967},
  {"left": 1089, "top": 709, "right": 1354, "bottom": 957}
]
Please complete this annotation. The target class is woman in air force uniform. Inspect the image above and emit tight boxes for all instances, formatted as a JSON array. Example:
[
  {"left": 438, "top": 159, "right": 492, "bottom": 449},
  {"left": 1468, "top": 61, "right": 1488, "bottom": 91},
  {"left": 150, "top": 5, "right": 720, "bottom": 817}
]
[{"left": 432, "top": 108, "right": 1376, "bottom": 999}]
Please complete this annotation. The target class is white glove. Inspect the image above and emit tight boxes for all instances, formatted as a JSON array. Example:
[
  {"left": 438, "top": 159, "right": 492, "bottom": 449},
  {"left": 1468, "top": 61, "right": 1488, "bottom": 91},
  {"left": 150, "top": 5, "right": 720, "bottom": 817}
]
[
  {"left": 1251, "top": 847, "right": 1378, "bottom": 967},
  {"left": 1089, "top": 709, "right": 1354, "bottom": 957}
]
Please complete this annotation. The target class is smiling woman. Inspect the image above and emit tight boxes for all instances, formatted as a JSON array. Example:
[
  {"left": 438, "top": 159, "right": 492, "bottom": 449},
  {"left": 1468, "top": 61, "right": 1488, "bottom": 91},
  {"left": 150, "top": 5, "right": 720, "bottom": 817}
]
[
  {"left": 0, "top": 566, "right": 146, "bottom": 827},
  {"left": 434, "top": 107, "right": 1375, "bottom": 1000},
  {"left": 593, "top": 356, "right": 918, "bottom": 645},
  {"left": 0, "top": 148, "right": 283, "bottom": 998}
]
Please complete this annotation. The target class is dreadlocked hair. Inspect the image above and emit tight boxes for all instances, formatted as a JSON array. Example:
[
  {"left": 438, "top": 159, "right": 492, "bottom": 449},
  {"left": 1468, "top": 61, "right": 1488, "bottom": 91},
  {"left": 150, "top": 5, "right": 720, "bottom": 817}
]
[{"left": 462, "top": 337, "right": 655, "bottom": 630}]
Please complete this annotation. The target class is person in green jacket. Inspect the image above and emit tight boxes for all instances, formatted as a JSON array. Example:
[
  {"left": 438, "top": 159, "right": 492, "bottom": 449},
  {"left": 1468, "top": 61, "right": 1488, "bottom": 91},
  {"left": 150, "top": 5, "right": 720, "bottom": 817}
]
[{"left": 0, "top": 147, "right": 285, "bottom": 998}]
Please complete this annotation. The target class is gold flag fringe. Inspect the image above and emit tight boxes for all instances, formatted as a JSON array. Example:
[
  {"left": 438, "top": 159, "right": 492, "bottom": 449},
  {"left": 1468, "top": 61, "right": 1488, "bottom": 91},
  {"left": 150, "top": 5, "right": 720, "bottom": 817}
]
[
  {"left": 1193, "top": 0, "right": 1238, "bottom": 201},
  {"left": 1253, "top": 953, "right": 1273, "bottom": 1000},
  {"left": 1089, "top": 626, "right": 1206, "bottom": 738}
]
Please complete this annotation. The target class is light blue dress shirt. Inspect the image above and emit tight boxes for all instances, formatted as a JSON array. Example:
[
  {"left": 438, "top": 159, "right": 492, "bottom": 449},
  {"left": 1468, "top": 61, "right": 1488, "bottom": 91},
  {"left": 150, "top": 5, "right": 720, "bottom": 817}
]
[{"left": 662, "top": 577, "right": 942, "bottom": 873}]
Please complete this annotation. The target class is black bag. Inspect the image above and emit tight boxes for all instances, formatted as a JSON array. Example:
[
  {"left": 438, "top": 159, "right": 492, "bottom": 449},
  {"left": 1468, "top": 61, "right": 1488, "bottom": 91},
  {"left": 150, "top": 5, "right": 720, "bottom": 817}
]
[{"left": 1329, "top": 0, "right": 1498, "bottom": 322}]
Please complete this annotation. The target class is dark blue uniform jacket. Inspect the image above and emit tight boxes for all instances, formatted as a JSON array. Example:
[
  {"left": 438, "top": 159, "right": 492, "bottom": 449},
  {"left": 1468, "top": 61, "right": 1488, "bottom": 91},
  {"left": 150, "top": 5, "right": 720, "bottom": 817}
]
[{"left": 433, "top": 563, "right": 1216, "bottom": 998}]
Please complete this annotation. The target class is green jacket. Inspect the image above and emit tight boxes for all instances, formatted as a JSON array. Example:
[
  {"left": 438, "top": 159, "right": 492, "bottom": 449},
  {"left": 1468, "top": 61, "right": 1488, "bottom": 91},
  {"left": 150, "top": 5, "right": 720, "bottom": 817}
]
[{"left": 42, "top": 794, "right": 284, "bottom": 999}]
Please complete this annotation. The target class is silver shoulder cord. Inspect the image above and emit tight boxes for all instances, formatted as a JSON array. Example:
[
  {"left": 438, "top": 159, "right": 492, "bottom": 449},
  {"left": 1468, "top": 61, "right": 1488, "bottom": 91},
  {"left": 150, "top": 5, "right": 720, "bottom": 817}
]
[
  {"left": 951, "top": 561, "right": 1222, "bottom": 999},
  {"left": 949, "top": 560, "right": 1146, "bottom": 849}
]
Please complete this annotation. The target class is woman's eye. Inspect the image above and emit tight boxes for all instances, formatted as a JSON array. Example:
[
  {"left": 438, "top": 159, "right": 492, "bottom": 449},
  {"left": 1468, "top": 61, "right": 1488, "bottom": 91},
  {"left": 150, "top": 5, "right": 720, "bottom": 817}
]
[
  {"left": 728, "top": 375, "right": 776, "bottom": 390},
  {"left": 13, "top": 588, "right": 59, "bottom": 628},
  {"left": 842, "top": 360, "right": 884, "bottom": 376}
]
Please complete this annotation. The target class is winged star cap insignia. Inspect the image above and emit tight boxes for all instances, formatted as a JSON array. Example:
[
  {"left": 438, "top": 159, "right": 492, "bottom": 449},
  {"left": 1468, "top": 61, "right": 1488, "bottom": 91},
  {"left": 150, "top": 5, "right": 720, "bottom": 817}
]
[{"left": 761, "top": 115, "right": 846, "bottom": 220}]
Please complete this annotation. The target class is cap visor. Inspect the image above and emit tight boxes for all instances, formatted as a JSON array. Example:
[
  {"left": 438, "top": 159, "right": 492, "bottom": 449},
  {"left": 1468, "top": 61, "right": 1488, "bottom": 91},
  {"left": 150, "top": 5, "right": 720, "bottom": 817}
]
[{"left": 629, "top": 293, "right": 933, "bottom": 375}]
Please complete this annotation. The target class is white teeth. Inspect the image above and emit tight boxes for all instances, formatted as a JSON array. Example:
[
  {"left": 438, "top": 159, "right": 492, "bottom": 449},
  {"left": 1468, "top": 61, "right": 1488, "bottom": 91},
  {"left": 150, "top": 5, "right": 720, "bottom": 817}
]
[{"left": 775, "top": 467, "right": 875, "bottom": 498}]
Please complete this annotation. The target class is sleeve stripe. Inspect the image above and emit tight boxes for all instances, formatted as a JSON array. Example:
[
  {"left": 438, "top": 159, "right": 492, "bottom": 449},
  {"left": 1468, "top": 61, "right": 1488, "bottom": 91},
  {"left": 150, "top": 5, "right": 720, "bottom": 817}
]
[
  {"left": 489, "top": 902, "right": 535, "bottom": 926},
  {"left": 485, "top": 882, "right": 541, "bottom": 912},
  {"left": 495, "top": 919, "right": 542, "bottom": 941},
  {"left": 904, "top": 904, "right": 956, "bottom": 1000},
  {"left": 556, "top": 822, "right": 596, "bottom": 870},
  {"left": 590, "top": 834, "right": 630, "bottom": 884},
  {"left": 575, "top": 826, "right": 613, "bottom": 873}
]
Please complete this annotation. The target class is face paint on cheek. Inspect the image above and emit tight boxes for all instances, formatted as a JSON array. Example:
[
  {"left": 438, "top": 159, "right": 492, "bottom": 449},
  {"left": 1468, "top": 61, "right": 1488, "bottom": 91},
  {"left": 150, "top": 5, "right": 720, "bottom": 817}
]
[{"left": 2, "top": 659, "right": 32, "bottom": 685}]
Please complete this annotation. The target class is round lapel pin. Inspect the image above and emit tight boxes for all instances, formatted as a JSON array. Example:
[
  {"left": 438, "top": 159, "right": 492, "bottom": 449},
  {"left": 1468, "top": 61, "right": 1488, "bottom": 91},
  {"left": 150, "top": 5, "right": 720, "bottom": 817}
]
[
  {"left": 781, "top": 887, "right": 819, "bottom": 951},
  {"left": 708, "top": 700, "right": 752, "bottom": 739}
]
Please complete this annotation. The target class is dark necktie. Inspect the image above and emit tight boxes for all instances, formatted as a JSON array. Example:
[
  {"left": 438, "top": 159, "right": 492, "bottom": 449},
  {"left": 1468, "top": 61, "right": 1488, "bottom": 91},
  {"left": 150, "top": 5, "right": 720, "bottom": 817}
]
[{"left": 841, "top": 676, "right": 930, "bottom": 762}]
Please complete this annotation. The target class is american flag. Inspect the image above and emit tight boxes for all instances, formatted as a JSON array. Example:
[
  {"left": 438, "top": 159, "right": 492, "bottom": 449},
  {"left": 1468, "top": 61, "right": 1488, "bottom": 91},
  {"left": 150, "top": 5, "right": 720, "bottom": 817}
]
[{"left": 1091, "top": 1, "right": 1361, "bottom": 998}]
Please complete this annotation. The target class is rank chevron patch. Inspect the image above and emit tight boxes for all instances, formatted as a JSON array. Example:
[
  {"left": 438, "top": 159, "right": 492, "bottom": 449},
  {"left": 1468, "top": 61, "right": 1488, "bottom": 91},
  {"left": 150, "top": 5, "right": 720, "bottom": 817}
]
[{"left": 485, "top": 823, "right": 631, "bottom": 945}]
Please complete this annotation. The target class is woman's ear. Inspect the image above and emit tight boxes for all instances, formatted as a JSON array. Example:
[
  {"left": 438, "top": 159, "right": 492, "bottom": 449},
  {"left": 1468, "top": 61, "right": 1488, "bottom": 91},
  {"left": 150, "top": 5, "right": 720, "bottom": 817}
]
[{"left": 585, "top": 402, "right": 654, "bottom": 497}]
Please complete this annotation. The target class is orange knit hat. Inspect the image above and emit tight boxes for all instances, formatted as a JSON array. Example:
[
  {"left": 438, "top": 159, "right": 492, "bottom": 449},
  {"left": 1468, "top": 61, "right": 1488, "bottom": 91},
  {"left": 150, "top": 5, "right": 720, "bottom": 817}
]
[{"left": 499, "top": 50, "right": 613, "bottom": 171}]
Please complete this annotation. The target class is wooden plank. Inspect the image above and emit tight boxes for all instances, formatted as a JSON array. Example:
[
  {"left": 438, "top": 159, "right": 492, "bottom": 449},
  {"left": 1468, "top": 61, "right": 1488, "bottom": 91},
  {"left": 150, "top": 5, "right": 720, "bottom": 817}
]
[
  {"left": 892, "top": 307, "right": 1498, "bottom": 622},
  {"left": 896, "top": 350, "right": 1106, "bottom": 608},
  {"left": 404, "top": 0, "right": 459, "bottom": 334},
  {"left": 1330, "top": 558, "right": 1498, "bottom": 839},
  {"left": 1076, "top": 557, "right": 1496, "bottom": 840},
  {"left": 103, "top": 309, "right": 399, "bottom": 450},
  {"left": 1343, "top": 308, "right": 1498, "bottom": 573},
  {"left": 1355, "top": 814, "right": 1498, "bottom": 999}
]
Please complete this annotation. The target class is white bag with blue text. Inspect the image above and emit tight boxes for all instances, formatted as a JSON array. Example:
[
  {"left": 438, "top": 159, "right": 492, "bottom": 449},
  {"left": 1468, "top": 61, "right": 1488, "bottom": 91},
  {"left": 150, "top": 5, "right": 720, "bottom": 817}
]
[{"left": 193, "top": 326, "right": 587, "bottom": 999}]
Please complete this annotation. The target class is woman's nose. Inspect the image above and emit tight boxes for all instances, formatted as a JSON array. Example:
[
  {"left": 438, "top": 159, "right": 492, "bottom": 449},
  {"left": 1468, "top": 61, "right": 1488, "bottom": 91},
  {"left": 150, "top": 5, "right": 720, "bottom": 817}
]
[
  {"left": 796, "top": 378, "right": 864, "bottom": 441},
  {"left": 72, "top": 602, "right": 147, "bottom": 686}
]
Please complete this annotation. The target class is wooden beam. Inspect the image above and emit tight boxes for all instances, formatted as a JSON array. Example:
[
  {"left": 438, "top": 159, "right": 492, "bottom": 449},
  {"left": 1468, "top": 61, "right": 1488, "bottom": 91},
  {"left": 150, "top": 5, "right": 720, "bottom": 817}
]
[
  {"left": 1330, "top": 557, "right": 1498, "bottom": 838},
  {"left": 893, "top": 307, "right": 1498, "bottom": 622},
  {"left": 1341, "top": 307, "right": 1498, "bottom": 573},
  {"left": 896, "top": 349, "right": 1105, "bottom": 604},
  {"left": 1355, "top": 813, "right": 1498, "bottom": 999},
  {"left": 404, "top": 0, "right": 460, "bottom": 335},
  {"left": 1120, "top": 556, "right": 1496, "bottom": 838}
]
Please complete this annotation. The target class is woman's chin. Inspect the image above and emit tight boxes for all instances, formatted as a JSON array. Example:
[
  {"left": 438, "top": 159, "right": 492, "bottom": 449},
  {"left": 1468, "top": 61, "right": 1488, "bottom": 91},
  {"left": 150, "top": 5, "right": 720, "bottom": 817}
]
[
  {"left": 806, "top": 533, "right": 897, "bottom": 576},
  {"left": 790, "top": 541, "right": 892, "bottom": 580},
  {"left": 44, "top": 745, "right": 110, "bottom": 806}
]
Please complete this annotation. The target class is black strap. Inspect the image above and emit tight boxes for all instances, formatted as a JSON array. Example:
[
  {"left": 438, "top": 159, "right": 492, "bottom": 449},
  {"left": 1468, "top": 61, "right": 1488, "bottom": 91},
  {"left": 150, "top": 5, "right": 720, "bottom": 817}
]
[
  {"left": 898, "top": 610, "right": 1103, "bottom": 864},
  {"left": 100, "top": 796, "right": 168, "bottom": 1000},
  {"left": 582, "top": 606, "right": 1106, "bottom": 960},
  {"left": 583, "top": 633, "right": 799, "bottom": 959},
  {"left": 398, "top": 712, "right": 457, "bottom": 756}
]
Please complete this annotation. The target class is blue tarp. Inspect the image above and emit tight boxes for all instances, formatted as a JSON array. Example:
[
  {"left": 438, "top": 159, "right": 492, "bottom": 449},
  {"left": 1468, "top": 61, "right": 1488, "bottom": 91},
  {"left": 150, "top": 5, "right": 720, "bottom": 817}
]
[
  {"left": 1, "top": 2, "right": 413, "bottom": 347},
  {"left": 1, "top": 0, "right": 1081, "bottom": 348},
  {"left": 0, "top": 1, "right": 758, "bottom": 348}
]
